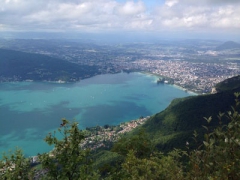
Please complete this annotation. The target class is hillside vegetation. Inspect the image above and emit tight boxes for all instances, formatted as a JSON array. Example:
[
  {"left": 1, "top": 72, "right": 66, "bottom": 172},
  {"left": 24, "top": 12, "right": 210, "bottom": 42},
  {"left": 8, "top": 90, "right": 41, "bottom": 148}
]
[
  {"left": 141, "top": 89, "right": 238, "bottom": 151},
  {"left": 0, "top": 48, "right": 100, "bottom": 82},
  {"left": 215, "top": 75, "right": 240, "bottom": 92},
  {"left": 107, "top": 75, "right": 240, "bottom": 154}
]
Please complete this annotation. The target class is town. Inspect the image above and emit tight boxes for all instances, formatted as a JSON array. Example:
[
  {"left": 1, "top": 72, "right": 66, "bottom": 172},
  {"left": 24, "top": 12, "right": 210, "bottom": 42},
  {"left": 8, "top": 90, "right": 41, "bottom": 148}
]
[
  {"left": 80, "top": 116, "right": 150, "bottom": 150},
  {"left": 29, "top": 116, "right": 150, "bottom": 164},
  {"left": 1, "top": 39, "right": 240, "bottom": 94},
  {"left": 122, "top": 60, "right": 240, "bottom": 93}
]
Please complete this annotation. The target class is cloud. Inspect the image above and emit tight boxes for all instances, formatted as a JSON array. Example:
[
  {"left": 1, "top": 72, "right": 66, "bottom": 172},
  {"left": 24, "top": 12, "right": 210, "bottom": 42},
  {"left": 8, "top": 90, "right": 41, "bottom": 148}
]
[
  {"left": 153, "top": 1, "right": 240, "bottom": 32},
  {"left": 117, "top": 1, "right": 145, "bottom": 16},
  {"left": 0, "top": 24, "right": 5, "bottom": 30},
  {"left": 0, "top": 0, "right": 239, "bottom": 38},
  {"left": 165, "top": 0, "right": 178, "bottom": 7},
  {"left": 180, "top": 0, "right": 240, "bottom": 5}
]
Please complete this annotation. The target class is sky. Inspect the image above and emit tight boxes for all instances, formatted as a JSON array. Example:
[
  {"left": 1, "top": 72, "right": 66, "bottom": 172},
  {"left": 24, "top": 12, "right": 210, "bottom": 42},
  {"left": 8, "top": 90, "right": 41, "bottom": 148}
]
[{"left": 0, "top": 0, "right": 240, "bottom": 40}]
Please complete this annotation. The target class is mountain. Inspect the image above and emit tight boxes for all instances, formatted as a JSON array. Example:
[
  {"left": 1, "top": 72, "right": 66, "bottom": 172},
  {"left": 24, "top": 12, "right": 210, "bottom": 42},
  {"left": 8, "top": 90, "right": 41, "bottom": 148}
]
[
  {"left": 92, "top": 75, "right": 240, "bottom": 177},
  {"left": 132, "top": 75, "right": 240, "bottom": 151},
  {"left": 98, "top": 75, "right": 240, "bottom": 155},
  {"left": 0, "top": 48, "right": 100, "bottom": 82},
  {"left": 216, "top": 41, "right": 240, "bottom": 51},
  {"left": 215, "top": 75, "right": 240, "bottom": 92}
]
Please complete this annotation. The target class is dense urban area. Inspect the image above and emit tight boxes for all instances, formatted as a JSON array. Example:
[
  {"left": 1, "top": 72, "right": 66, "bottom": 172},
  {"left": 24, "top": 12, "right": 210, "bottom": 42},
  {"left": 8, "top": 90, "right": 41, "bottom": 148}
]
[{"left": 1, "top": 39, "right": 240, "bottom": 93}]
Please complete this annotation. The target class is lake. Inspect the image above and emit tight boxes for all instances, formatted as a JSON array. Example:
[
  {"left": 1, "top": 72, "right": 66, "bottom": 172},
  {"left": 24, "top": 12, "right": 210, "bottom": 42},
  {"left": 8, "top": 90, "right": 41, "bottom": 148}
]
[{"left": 0, "top": 72, "right": 194, "bottom": 157}]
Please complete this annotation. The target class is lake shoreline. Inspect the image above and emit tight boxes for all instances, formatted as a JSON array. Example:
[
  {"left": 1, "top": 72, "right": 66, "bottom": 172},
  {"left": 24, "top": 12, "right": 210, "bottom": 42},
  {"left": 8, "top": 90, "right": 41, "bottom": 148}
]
[
  {"left": 140, "top": 71, "right": 199, "bottom": 95},
  {"left": 0, "top": 72, "right": 194, "bottom": 157},
  {"left": 1, "top": 71, "right": 199, "bottom": 96}
]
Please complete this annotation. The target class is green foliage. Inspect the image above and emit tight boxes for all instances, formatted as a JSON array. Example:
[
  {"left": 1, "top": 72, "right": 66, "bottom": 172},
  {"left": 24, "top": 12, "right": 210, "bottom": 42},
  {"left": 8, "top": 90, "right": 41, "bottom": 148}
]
[
  {"left": 215, "top": 75, "right": 240, "bottom": 92},
  {"left": 111, "top": 128, "right": 154, "bottom": 159},
  {"left": 141, "top": 86, "right": 239, "bottom": 152},
  {"left": 104, "top": 129, "right": 155, "bottom": 179},
  {"left": 104, "top": 92, "right": 240, "bottom": 179},
  {"left": 92, "top": 151, "right": 123, "bottom": 178},
  {"left": 0, "top": 148, "right": 32, "bottom": 180},
  {"left": 119, "top": 149, "right": 184, "bottom": 180},
  {"left": 185, "top": 93, "right": 240, "bottom": 179},
  {"left": 38, "top": 119, "right": 99, "bottom": 180}
]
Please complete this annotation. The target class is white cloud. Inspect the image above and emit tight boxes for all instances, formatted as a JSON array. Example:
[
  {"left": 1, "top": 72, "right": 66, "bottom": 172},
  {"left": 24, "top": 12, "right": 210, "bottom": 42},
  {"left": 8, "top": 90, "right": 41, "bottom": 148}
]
[
  {"left": 177, "top": 0, "right": 240, "bottom": 6},
  {"left": 165, "top": 0, "right": 178, "bottom": 7},
  {"left": 210, "top": 6, "right": 240, "bottom": 29},
  {"left": 153, "top": 2, "right": 240, "bottom": 32},
  {"left": 117, "top": 1, "right": 145, "bottom": 16},
  {"left": 0, "top": 0, "right": 239, "bottom": 38},
  {"left": 0, "top": 24, "right": 5, "bottom": 30}
]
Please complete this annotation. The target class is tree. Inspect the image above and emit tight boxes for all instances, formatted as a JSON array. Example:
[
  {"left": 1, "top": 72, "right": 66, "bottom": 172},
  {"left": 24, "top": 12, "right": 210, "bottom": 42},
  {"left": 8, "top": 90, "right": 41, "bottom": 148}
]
[
  {"left": 185, "top": 93, "right": 240, "bottom": 179},
  {"left": 120, "top": 149, "right": 184, "bottom": 180},
  {"left": 38, "top": 119, "right": 99, "bottom": 180},
  {"left": 108, "top": 93, "right": 240, "bottom": 179},
  {"left": 0, "top": 148, "right": 32, "bottom": 180},
  {"left": 111, "top": 128, "right": 154, "bottom": 159}
]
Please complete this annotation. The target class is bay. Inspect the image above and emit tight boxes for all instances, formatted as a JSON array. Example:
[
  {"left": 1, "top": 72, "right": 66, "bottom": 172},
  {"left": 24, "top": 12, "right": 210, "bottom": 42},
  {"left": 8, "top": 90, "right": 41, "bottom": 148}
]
[{"left": 0, "top": 72, "right": 194, "bottom": 157}]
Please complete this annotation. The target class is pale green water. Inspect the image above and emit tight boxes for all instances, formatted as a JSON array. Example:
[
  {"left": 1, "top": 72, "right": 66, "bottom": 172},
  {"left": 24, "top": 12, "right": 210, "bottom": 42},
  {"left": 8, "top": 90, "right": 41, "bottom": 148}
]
[{"left": 0, "top": 72, "right": 194, "bottom": 157}]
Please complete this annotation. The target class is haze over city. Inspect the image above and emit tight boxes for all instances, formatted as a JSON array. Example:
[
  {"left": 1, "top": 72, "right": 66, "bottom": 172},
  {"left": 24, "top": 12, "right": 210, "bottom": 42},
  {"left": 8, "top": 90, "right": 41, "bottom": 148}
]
[{"left": 0, "top": 0, "right": 240, "bottom": 40}]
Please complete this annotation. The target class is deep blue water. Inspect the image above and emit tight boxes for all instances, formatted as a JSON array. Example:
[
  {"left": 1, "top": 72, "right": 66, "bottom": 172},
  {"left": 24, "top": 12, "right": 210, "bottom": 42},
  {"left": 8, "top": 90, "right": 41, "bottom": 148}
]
[{"left": 0, "top": 72, "right": 194, "bottom": 157}]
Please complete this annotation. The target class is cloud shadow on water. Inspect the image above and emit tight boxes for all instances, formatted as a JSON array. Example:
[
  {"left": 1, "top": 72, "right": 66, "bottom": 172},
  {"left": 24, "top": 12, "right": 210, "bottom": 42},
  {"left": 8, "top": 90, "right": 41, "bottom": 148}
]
[
  {"left": 0, "top": 101, "right": 83, "bottom": 141},
  {"left": 79, "top": 101, "right": 151, "bottom": 128}
]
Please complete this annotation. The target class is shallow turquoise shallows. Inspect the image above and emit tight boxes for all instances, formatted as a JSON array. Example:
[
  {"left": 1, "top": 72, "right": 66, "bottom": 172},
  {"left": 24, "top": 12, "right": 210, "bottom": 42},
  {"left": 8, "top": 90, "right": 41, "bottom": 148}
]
[{"left": 0, "top": 72, "right": 195, "bottom": 157}]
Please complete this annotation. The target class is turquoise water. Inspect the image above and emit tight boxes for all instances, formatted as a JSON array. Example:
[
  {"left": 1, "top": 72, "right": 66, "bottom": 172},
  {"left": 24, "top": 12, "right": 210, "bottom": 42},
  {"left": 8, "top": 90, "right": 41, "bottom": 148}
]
[{"left": 0, "top": 72, "right": 194, "bottom": 157}]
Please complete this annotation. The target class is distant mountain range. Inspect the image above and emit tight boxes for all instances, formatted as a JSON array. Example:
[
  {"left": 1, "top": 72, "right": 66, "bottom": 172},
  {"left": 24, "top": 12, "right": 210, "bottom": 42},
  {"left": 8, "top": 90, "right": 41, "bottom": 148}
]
[
  {"left": 216, "top": 41, "right": 240, "bottom": 51},
  {"left": 0, "top": 48, "right": 100, "bottom": 82}
]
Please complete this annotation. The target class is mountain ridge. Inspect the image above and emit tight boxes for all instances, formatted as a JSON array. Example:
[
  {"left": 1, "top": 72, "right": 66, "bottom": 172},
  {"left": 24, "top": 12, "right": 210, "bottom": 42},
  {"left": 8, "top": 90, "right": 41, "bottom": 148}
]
[
  {"left": 216, "top": 41, "right": 240, "bottom": 51},
  {"left": 93, "top": 75, "right": 240, "bottom": 178},
  {"left": 126, "top": 75, "right": 240, "bottom": 151},
  {"left": 0, "top": 48, "right": 100, "bottom": 82}
]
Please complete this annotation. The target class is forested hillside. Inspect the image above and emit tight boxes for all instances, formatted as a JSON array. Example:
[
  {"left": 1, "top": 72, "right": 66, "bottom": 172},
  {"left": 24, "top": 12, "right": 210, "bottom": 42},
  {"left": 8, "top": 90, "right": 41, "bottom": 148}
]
[
  {"left": 0, "top": 48, "right": 100, "bottom": 82},
  {"left": 142, "top": 88, "right": 238, "bottom": 151},
  {"left": 95, "top": 75, "right": 240, "bottom": 178},
  {"left": 215, "top": 75, "right": 240, "bottom": 92}
]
